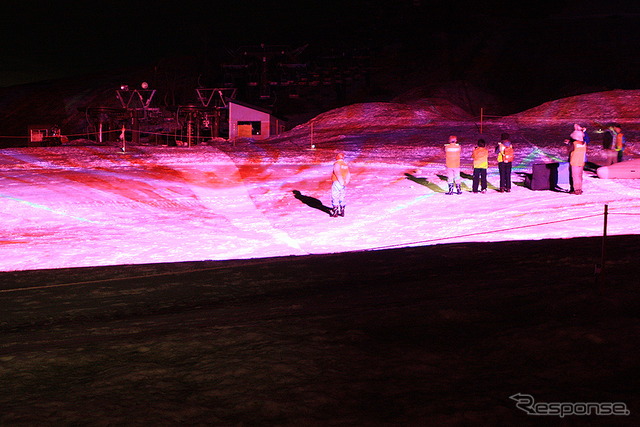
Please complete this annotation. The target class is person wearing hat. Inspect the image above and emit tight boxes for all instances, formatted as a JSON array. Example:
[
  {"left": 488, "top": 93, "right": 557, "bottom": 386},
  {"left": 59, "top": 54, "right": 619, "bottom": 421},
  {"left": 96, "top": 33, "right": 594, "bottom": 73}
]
[
  {"left": 495, "top": 133, "right": 514, "bottom": 192},
  {"left": 444, "top": 135, "right": 462, "bottom": 195},
  {"left": 568, "top": 124, "right": 590, "bottom": 162},
  {"left": 330, "top": 152, "right": 351, "bottom": 217},
  {"left": 569, "top": 123, "right": 590, "bottom": 163},
  {"left": 569, "top": 125, "right": 586, "bottom": 147},
  {"left": 568, "top": 131, "right": 587, "bottom": 195}
]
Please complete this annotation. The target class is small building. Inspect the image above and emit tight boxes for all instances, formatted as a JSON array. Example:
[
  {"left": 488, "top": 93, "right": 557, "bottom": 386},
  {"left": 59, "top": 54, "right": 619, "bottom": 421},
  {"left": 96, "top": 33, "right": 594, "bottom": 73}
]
[
  {"left": 28, "top": 125, "right": 49, "bottom": 145},
  {"left": 28, "top": 124, "right": 65, "bottom": 147},
  {"left": 228, "top": 99, "right": 285, "bottom": 141}
]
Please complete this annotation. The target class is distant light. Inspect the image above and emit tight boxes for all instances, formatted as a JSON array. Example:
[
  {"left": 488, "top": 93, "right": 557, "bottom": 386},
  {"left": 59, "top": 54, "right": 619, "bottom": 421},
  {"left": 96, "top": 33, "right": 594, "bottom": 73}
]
[
  {"left": 120, "top": 85, "right": 129, "bottom": 91},
  {"left": 141, "top": 82, "right": 149, "bottom": 89}
]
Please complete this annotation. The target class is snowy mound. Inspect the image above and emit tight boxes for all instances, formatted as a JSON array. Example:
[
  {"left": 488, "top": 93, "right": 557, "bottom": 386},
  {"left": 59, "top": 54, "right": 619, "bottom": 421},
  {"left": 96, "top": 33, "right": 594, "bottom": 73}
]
[
  {"left": 511, "top": 89, "right": 640, "bottom": 125},
  {"left": 291, "top": 99, "right": 473, "bottom": 134},
  {"left": 393, "top": 81, "right": 513, "bottom": 117},
  {"left": 285, "top": 89, "right": 640, "bottom": 142}
]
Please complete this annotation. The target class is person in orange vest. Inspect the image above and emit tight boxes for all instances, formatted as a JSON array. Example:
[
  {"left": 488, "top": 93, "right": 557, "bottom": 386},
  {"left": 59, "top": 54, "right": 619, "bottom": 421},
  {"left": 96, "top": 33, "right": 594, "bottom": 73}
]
[
  {"left": 568, "top": 135, "right": 587, "bottom": 195},
  {"left": 444, "top": 135, "right": 462, "bottom": 195},
  {"left": 495, "top": 133, "right": 514, "bottom": 192},
  {"left": 611, "top": 124, "right": 626, "bottom": 163},
  {"left": 330, "top": 152, "right": 351, "bottom": 217},
  {"left": 472, "top": 139, "right": 489, "bottom": 193}
]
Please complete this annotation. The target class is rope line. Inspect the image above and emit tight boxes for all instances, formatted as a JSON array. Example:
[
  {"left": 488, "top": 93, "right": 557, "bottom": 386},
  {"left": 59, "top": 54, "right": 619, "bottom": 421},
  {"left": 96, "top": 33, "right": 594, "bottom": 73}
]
[
  {"left": 1, "top": 210, "right": 631, "bottom": 293},
  {"left": 0, "top": 128, "right": 185, "bottom": 140},
  {"left": 0, "top": 257, "right": 283, "bottom": 294},
  {"left": 369, "top": 213, "right": 606, "bottom": 251}
]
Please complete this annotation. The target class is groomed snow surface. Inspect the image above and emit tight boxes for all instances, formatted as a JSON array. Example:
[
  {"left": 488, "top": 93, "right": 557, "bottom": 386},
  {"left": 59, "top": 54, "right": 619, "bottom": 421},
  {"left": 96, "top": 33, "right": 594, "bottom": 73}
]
[{"left": 1, "top": 121, "right": 639, "bottom": 272}]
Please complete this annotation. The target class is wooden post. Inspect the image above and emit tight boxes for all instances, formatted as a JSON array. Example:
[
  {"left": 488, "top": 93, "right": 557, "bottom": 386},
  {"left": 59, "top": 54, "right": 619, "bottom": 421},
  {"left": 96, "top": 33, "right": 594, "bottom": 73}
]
[
  {"left": 599, "top": 204, "right": 608, "bottom": 289},
  {"left": 480, "top": 107, "right": 483, "bottom": 134},
  {"left": 311, "top": 122, "right": 314, "bottom": 149},
  {"left": 121, "top": 125, "right": 126, "bottom": 153}
]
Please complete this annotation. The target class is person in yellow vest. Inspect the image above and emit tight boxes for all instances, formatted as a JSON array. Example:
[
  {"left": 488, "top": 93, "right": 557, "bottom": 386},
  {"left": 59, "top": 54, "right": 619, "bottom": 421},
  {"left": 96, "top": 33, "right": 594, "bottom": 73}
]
[
  {"left": 568, "top": 135, "right": 587, "bottom": 195},
  {"left": 471, "top": 139, "right": 489, "bottom": 193},
  {"left": 495, "top": 133, "right": 514, "bottom": 192},
  {"left": 331, "top": 152, "right": 351, "bottom": 217},
  {"left": 444, "top": 135, "right": 462, "bottom": 195}
]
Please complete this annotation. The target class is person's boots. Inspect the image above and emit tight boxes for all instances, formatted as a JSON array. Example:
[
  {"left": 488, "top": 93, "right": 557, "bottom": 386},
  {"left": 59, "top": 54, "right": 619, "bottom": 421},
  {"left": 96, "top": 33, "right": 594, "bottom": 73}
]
[
  {"left": 456, "top": 184, "right": 462, "bottom": 195},
  {"left": 446, "top": 184, "right": 454, "bottom": 195},
  {"left": 339, "top": 206, "right": 345, "bottom": 217},
  {"left": 330, "top": 206, "right": 339, "bottom": 217}
]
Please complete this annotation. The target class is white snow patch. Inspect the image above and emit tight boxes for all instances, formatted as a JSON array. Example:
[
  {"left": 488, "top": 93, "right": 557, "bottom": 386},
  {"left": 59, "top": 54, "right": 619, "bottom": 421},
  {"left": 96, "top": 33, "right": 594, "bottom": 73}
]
[{"left": 1, "top": 138, "right": 638, "bottom": 272}]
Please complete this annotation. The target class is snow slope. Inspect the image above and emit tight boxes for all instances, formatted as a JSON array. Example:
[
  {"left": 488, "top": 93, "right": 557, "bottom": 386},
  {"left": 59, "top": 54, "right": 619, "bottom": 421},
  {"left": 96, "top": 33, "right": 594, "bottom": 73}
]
[{"left": 2, "top": 110, "right": 639, "bottom": 272}]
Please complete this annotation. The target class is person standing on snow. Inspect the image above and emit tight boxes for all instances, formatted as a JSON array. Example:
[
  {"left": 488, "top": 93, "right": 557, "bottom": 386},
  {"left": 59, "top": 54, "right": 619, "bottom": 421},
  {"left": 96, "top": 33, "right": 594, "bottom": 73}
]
[
  {"left": 444, "top": 135, "right": 462, "bottom": 195},
  {"left": 495, "top": 133, "right": 514, "bottom": 192},
  {"left": 472, "top": 139, "right": 489, "bottom": 193},
  {"left": 572, "top": 123, "right": 589, "bottom": 163},
  {"left": 611, "top": 124, "right": 626, "bottom": 163},
  {"left": 330, "top": 152, "right": 351, "bottom": 217},
  {"left": 602, "top": 126, "right": 618, "bottom": 165},
  {"left": 568, "top": 134, "right": 587, "bottom": 195}
]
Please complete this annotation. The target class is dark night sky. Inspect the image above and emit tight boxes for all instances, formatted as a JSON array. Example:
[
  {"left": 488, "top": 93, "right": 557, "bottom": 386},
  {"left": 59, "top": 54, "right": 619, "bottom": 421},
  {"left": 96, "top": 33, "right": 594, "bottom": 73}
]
[
  {"left": 3, "top": 0, "right": 640, "bottom": 106},
  {"left": 4, "top": 0, "right": 398, "bottom": 85}
]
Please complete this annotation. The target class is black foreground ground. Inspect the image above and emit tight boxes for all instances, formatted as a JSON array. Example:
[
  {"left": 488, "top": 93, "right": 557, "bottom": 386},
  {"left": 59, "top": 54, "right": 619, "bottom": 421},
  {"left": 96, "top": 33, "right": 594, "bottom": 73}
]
[{"left": 0, "top": 235, "right": 638, "bottom": 426}]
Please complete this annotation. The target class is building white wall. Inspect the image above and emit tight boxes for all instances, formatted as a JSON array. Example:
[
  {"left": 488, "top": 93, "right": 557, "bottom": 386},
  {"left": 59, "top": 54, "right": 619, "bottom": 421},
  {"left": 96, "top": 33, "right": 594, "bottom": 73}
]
[{"left": 229, "top": 102, "right": 272, "bottom": 140}]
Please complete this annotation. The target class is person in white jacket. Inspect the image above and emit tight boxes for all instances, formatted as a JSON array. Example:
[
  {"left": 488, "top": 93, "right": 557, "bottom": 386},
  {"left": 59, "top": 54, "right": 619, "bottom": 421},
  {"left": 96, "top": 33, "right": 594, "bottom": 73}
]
[{"left": 330, "top": 152, "right": 351, "bottom": 217}]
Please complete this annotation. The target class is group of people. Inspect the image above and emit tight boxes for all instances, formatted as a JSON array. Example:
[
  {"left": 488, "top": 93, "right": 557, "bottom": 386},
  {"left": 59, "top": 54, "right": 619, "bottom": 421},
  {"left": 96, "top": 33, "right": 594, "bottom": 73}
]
[
  {"left": 565, "top": 123, "right": 626, "bottom": 194},
  {"left": 327, "top": 132, "right": 516, "bottom": 218},
  {"left": 328, "top": 124, "right": 627, "bottom": 217},
  {"left": 444, "top": 133, "right": 514, "bottom": 195}
]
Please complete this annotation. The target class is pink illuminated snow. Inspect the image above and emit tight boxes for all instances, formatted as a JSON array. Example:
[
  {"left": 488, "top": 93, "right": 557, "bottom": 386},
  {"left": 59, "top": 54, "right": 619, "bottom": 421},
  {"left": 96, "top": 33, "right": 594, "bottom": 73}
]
[{"left": 1, "top": 93, "right": 639, "bottom": 272}]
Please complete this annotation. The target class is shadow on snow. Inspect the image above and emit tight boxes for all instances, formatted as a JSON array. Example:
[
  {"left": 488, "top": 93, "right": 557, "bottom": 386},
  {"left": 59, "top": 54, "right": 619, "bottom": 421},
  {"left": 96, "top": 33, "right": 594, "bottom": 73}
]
[{"left": 292, "top": 190, "right": 332, "bottom": 215}]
